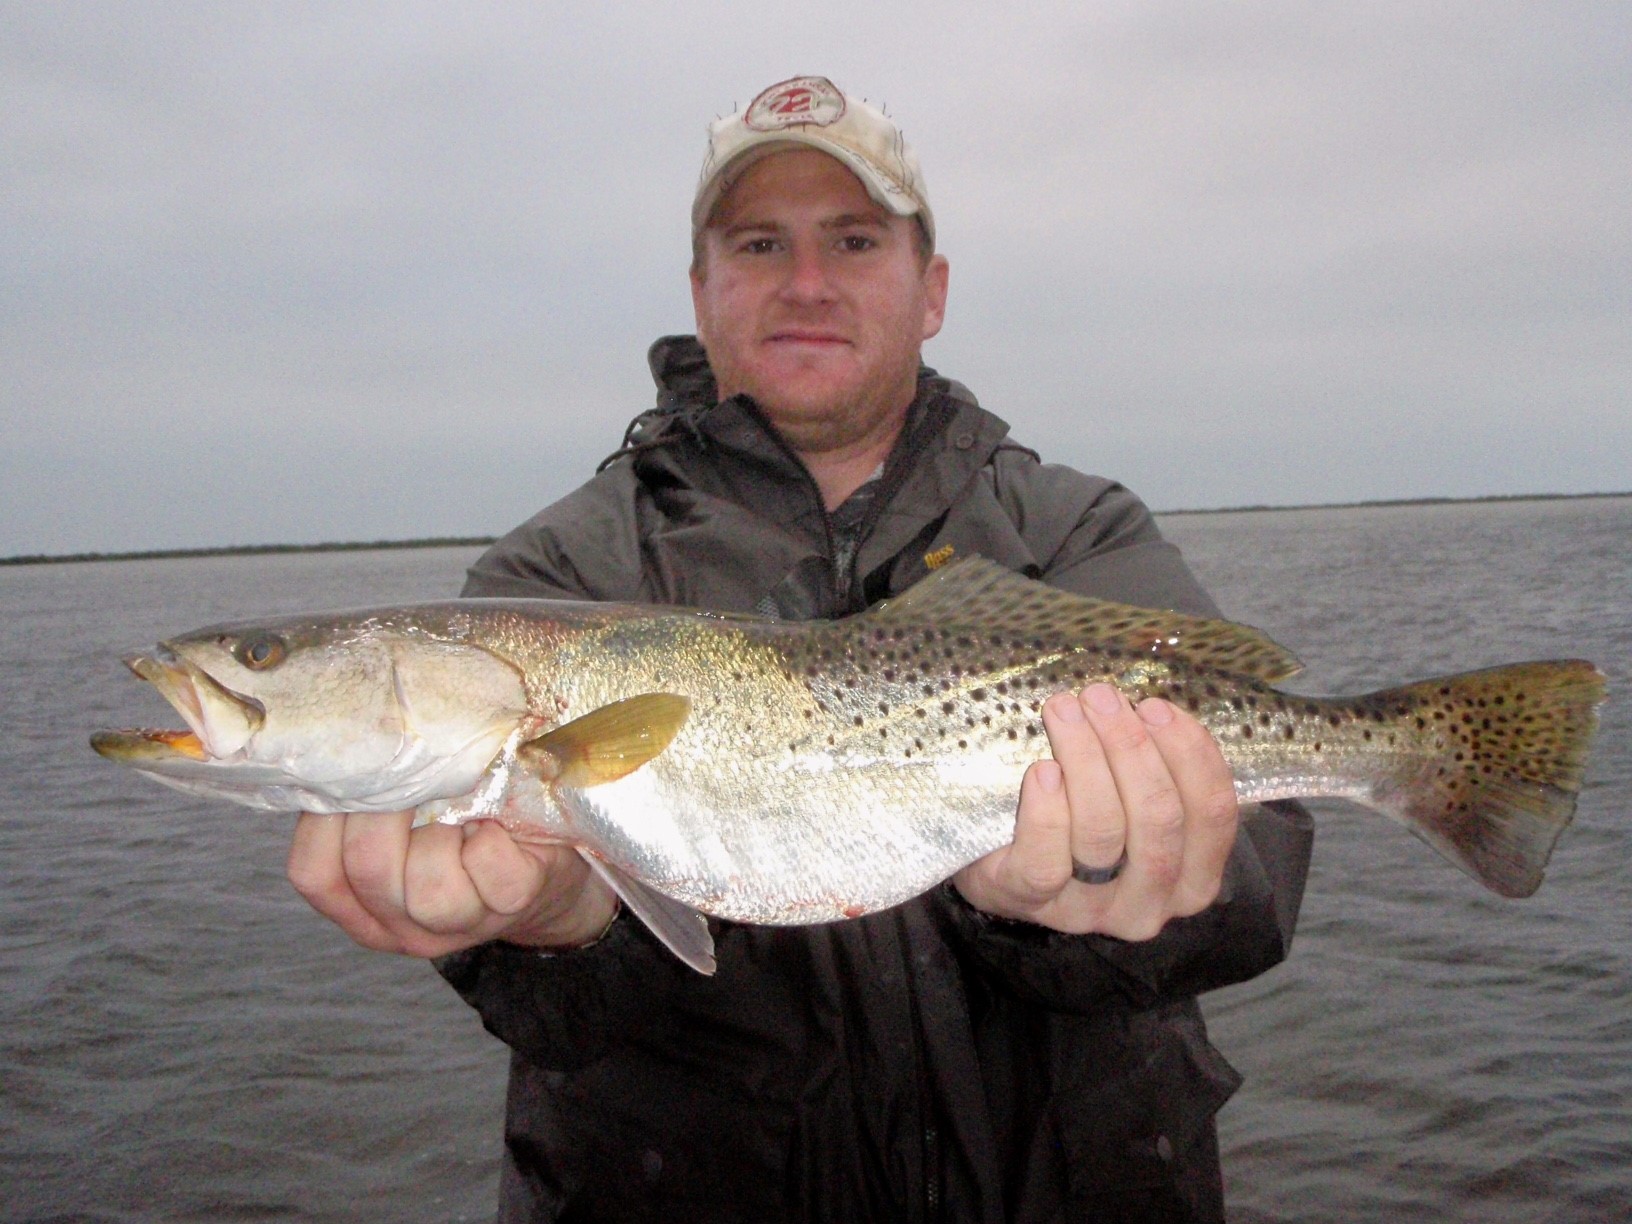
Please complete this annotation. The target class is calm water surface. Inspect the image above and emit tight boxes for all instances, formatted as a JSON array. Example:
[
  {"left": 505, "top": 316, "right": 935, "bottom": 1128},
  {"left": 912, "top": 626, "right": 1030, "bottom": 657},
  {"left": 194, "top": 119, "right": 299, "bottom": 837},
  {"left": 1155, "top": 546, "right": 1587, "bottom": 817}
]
[{"left": 1, "top": 499, "right": 1627, "bottom": 1222}]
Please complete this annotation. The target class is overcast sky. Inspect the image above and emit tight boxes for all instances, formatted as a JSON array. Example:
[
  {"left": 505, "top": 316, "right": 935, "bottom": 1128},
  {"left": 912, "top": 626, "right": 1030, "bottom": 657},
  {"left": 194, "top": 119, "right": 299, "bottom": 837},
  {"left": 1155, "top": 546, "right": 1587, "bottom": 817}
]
[{"left": 4, "top": 2, "right": 1628, "bottom": 557}]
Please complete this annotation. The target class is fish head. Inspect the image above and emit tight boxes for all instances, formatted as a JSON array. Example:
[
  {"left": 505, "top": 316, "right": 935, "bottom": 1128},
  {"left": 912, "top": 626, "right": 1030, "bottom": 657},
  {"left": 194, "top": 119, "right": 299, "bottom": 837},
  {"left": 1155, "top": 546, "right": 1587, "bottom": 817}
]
[{"left": 92, "top": 609, "right": 532, "bottom": 813}]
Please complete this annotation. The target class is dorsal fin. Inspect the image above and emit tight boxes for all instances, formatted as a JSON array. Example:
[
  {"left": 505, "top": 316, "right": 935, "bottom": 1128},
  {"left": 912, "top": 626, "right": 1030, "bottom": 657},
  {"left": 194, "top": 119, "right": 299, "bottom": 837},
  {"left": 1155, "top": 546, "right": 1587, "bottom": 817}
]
[
  {"left": 867, "top": 556, "right": 1303, "bottom": 682},
  {"left": 522, "top": 693, "right": 692, "bottom": 787}
]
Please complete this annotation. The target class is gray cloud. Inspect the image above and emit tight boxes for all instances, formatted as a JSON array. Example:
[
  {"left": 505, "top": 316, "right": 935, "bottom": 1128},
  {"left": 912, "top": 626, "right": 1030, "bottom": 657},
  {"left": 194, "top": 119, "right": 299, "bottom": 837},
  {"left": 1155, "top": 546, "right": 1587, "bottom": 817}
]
[{"left": 3, "top": 1, "right": 1627, "bottom": 554}]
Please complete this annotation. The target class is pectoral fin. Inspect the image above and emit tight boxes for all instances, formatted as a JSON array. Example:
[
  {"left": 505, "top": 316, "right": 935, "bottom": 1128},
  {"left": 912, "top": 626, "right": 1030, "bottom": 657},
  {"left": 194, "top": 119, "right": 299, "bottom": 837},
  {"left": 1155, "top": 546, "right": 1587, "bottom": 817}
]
[
  {"left": 576, "top": 849, "right": 716, "bottom": 975},
  {"left": 523, "top": 693, "right": 691, "bottom": 788}
]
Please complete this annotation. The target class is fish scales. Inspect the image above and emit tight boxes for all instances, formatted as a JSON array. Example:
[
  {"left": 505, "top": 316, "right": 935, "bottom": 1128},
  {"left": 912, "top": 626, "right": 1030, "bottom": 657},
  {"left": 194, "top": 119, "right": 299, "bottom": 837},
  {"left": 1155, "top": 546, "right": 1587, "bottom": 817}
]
[
  {"left": 92, "top": 557, "right": 1607, "bottom": 971},
  {"left": 473, "top": 610, "right": 1042, "bottom": 920}
]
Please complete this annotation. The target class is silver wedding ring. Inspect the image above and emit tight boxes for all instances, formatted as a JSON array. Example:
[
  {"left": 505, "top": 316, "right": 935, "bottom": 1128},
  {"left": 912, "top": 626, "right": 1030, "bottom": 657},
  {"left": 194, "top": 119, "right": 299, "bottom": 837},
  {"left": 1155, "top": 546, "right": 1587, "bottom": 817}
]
[{"left": 1071, "top": 850, "right": 1128, "bottom": 886}]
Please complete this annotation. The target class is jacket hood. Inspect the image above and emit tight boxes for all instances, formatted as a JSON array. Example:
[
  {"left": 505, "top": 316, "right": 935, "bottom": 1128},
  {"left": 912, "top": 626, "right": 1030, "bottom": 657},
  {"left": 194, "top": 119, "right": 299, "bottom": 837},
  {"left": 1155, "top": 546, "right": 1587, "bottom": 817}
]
[{"left": 647, "top": 335, "right": 720, "bottom": 409}]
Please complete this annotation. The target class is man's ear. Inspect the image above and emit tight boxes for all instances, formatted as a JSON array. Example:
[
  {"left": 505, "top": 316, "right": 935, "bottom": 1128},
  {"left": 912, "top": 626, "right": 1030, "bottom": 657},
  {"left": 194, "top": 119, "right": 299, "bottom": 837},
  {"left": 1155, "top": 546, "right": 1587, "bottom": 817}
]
[
  {"left": 689, "top": 259, "right": 710, "bottom": 347},
  {"left": 921, "top": 254, "right": 950, "bottom": 341}
]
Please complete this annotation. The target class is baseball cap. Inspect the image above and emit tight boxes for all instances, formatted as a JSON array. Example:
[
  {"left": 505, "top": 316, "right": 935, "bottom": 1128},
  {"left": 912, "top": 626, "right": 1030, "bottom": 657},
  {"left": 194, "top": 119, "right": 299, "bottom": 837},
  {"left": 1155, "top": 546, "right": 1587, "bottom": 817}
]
[{"left": 692, "top": 76, "right": 934, "bottom": 248}]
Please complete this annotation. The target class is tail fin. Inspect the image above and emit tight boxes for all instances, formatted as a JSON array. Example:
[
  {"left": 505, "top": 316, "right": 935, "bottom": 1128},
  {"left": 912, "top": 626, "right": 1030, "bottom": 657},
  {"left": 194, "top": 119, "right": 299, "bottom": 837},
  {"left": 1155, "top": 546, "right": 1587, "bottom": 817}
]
[{"left": 1366, "top": 659, "right": 1606, "bottom": 897}]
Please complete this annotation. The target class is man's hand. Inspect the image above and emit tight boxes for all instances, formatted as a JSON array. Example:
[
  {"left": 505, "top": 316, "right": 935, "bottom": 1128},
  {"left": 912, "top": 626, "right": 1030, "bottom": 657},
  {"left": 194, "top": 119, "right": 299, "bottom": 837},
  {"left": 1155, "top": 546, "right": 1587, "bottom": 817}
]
[
  {"left": 953, "top": 683, "right": 1240, "bottom": 942},
  {"left": 287, "top": 814, "right": 618, "bottom": 960}
]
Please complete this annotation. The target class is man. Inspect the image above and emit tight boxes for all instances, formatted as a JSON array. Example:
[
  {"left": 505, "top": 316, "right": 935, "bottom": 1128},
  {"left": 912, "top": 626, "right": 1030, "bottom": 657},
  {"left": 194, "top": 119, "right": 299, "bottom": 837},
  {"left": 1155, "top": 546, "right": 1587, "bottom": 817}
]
[{"left": 288, "top": 76, "right": 1313, "bottom": 1222}]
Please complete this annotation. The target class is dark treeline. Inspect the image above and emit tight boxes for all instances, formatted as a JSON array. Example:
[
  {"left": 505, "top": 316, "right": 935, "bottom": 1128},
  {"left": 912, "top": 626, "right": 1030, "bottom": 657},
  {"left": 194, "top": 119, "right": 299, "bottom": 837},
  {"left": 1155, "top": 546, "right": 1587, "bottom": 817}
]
[{"left": 1, "top": 538, "right": 497, "bottom": 568}]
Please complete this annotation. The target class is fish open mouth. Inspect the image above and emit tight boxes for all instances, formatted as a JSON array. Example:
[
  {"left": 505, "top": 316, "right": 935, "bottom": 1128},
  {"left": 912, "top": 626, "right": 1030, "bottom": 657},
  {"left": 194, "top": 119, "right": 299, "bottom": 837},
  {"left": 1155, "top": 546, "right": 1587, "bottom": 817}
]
[{"left": 90, "top": 648, "right": 266, "bottom": 764}]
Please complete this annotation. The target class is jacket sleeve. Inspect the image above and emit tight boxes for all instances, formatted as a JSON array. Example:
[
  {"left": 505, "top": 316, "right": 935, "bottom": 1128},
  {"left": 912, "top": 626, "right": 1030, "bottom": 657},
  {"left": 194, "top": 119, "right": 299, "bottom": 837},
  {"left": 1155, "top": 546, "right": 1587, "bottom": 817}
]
[
  {"left": 436, "top": 908, "right": 700, "bottom": 1071},
  {"left": 433, "top": 496, "right": 683, "bottom": 1071},
  {"left": 935, "top": 465, "right": 1316, "bottom": 1011}
]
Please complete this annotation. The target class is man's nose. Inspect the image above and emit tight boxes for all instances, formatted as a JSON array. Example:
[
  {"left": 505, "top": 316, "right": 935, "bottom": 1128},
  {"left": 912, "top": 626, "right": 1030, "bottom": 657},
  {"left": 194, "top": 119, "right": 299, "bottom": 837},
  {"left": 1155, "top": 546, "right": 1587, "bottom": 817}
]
[{"left": 779, "top": 242, "right": 835, "bottom": 304}]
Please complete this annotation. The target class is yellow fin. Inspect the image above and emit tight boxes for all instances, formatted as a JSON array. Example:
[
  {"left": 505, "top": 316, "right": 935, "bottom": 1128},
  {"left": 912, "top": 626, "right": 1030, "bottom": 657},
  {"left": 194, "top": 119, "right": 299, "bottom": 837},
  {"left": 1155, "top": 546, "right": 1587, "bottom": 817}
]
[
  {"left": 868, "top": 556, "right": 1304, "bottom": 683},
  {"left": 526, "top": 693, "right": 691, "bottom": 788}
]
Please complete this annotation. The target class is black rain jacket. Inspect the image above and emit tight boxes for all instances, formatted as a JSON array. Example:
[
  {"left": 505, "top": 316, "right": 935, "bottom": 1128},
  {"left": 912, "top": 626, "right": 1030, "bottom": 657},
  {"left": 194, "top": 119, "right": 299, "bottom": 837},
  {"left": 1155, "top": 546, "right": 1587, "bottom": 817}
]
[{"left": 438, "top": 336, "right": 1314, "bottom": 1223}]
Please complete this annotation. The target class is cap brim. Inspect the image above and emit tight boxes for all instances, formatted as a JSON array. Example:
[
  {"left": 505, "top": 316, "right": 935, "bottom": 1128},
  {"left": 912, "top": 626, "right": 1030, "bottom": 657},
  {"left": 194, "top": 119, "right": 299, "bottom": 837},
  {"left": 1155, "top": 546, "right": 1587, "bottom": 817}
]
[{"left": 692, "top": 134, "right": 924, "bottom": 236}]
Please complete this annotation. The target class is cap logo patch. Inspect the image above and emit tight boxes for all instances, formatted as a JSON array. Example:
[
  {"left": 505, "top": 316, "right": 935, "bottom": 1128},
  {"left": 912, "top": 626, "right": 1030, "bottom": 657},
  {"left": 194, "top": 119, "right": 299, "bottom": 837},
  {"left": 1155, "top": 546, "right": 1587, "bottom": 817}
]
[{"left": 744, "top": 76, "right": 846, "bottom": 132}]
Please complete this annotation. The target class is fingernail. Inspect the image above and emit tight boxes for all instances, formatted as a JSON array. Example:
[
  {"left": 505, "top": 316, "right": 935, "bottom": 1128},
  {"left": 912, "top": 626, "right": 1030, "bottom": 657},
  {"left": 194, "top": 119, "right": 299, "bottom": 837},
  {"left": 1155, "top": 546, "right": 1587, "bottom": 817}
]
[
  {"left": 1084, "top": 683, "right": 1122, "bottom": 716},
  {"left": 1137, "top": 697, "right": 1174, "bottom": 727},
  {"left": 1050, "top": 691, "right": 1085, "bottom": 722},
  {"left": 1034, "top": 759, "right": 1063, "bottom": 792}
]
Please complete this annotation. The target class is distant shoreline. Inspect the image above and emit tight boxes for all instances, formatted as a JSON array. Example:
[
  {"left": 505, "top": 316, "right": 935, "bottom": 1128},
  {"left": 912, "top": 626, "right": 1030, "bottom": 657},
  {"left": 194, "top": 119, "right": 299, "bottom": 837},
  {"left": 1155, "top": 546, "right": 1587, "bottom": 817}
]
[
  {"left": 4, "top": 491, "right": 1627, "bottom": 567},
  {"left": 1157, "top": 489, "right": 1631, "bottom": 516}
]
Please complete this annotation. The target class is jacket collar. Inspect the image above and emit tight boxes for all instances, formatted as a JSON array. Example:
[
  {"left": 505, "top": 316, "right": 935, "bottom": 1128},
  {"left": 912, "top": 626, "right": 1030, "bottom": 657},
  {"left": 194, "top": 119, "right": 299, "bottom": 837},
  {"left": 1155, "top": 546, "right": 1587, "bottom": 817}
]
[{"left": 629, "top": 335, "right": 1014, "bottom": 540}]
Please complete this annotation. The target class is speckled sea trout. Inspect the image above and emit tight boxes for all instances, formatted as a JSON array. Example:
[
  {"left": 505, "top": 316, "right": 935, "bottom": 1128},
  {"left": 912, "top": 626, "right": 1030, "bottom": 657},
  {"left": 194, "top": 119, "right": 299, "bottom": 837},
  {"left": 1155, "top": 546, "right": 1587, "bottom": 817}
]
[{"left": 93, "top": 558, "right": 1605, "bottom": 973}]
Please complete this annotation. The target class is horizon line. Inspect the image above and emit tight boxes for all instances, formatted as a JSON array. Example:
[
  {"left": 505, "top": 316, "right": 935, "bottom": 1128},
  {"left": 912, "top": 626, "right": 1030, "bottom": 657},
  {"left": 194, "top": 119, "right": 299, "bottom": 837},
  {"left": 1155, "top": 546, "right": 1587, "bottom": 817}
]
[{"left": 4, "top": 489, "right": 1628, "bottom": 568}]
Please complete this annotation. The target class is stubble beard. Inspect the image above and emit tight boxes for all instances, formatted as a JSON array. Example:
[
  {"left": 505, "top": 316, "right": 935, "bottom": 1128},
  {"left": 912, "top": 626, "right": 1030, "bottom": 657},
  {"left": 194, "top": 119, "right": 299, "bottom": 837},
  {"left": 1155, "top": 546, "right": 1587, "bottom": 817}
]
[{"left": 709, "top": 344, "right": 921, "bottom": 461}]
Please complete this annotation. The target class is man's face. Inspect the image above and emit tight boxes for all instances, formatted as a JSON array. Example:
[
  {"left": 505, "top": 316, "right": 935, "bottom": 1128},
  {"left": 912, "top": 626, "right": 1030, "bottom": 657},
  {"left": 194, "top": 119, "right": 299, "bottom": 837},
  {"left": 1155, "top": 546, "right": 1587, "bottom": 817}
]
[{"left": 690, "top": 148, "right": 949, "bottom": 458}]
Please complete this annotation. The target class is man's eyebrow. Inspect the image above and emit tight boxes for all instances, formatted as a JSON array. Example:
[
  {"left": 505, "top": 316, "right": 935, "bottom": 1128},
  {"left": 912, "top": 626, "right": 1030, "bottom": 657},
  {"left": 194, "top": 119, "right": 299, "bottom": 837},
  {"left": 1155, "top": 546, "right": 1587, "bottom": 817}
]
[
  {"left": 819, "top": 212, "right": 889, "bottom": 230},
  {"left": 717, "top": 212, "right": 890, "bottom": 239},
  {"left": 718, "top": 218, "right": 785, "bottom": 240}
]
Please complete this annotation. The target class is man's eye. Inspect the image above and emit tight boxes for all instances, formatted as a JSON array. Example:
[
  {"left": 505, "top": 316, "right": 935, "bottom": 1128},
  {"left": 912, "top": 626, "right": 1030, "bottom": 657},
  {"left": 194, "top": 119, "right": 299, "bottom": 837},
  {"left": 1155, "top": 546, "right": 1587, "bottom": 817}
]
[
  {"left": 837, "top": 234, "right": 878, "bottom": 252},
  {"left": 740, "top": 238, "right": 779, "bottom": 255}
]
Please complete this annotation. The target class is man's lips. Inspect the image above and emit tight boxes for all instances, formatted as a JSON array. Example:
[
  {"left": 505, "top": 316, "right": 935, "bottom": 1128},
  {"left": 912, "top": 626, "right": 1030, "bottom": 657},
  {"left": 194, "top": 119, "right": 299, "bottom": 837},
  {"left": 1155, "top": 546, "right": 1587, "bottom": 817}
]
[{"left": 765, "top": 329, "right": 850, "bottom": 346}]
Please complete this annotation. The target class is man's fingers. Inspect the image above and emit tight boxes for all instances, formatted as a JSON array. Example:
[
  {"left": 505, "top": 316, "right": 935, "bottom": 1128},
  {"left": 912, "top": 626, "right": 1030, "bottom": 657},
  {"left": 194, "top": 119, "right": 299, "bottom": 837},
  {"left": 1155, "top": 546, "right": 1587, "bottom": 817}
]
[
  {"left": 340, "top": 809, "right": 416, "bottom": 920},
  {"left": 1006, "top": 756, "right": 1073, "bottom": 900},
  {"left": 288, "top": 812, "right": 409, "bottom": 953},
  {"left": 1057, "top": 686, "right": 1130, "bottom": 877},
  {"left": 955, "top": 682, "right": 1239, "bottom": 940},
  {"left": 403, "top": 822, "right": 487, "bottom": 934},
  {"left": 462, "top": 821, "right": 558, "bottom": 916},
  {"left": 1081, "top": 688, "right": 1187, "bottom": 900},
  {"left": 1139, "top": 698, "right": 1240, "bottom": 914},
  {"left": 288, "top": 811, "right": 346, "bottom": 913}
]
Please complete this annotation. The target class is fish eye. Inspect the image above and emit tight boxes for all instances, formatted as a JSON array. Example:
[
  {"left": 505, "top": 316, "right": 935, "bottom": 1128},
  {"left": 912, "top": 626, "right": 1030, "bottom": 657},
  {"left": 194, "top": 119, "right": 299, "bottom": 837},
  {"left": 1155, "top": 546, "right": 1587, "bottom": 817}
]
[{"left": 235, "top": 634, "right": 287, "bottom": 671}]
